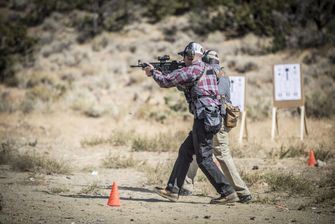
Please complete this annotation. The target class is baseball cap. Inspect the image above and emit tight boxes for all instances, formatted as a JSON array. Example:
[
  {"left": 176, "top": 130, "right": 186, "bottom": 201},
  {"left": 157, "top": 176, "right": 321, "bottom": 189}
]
[{"left": 178, "top": 42, "right": 204, "bottom": 56}]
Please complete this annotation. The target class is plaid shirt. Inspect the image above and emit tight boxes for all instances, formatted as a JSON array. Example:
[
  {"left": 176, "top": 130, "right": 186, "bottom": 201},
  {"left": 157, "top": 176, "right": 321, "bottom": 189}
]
[{"left": 152, "top": 60, "right": 220, "bottom": 117}]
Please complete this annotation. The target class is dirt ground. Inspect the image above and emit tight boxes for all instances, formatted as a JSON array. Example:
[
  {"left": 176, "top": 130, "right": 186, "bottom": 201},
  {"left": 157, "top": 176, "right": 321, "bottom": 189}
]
[{"left": 0, "top": 112, "right": 334, "bottom": 224}]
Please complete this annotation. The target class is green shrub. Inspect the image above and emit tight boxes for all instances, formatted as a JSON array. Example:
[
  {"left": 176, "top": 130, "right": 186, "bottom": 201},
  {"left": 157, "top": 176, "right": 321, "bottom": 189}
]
[
  {"left": 0, "top": 18, "right": 35, "bottom": 85},
  {"left": 305, "top": 90, "right": 335, "bottom": 118},
  {"left": 145, "top": 0, "right": 189, "bottom": 22}
]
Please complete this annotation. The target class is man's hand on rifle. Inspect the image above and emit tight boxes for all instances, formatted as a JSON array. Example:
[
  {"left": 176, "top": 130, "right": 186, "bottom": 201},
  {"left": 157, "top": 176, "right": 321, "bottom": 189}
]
[{"left": 144, "top": 63, "right": 154, "bottom": 77}]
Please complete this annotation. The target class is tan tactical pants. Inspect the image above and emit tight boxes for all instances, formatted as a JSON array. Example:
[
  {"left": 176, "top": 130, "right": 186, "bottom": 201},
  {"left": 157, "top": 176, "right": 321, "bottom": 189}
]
[{"left": 182, "top": 124, "right": 251, "bottom": 196}]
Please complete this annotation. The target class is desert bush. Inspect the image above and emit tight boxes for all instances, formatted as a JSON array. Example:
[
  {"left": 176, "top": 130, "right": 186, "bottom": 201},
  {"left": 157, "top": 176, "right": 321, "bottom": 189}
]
[
  {"left": 49, "top": 186, "right": 70, "bottom": 194},
  {"left": 0, "top": 92, "right": 16, "bottom": 113},
  {"left": 79, "top": 182, "right": 99, "bottom": 195},
  {"left": 0, "top": 140, "right": 17, "bottom": 165},
  {"left": 315, "top": 166, "right": 335, "bottom": 203},
  {"left": 247, "top": 97, "right": 271, "bottom": 121},
  {"left": 240, "top": 171, "right": 263, "bottom": 187},
  {"left": 20, "top": 72, "right": 68, "bottom": 108},
  {"left": 314, "top": 144, "right": 334, "bottom": 162},
  {"left": 188, "top": 0, "right": 335, "bottom": 50},
  {"left": 0, "top": 18, "right": 35, "bottom": 85},
  {"left": 145, "top": 0, "right": 189, "bottom": 22},
  {"left": 9, "top": 150, "right": 71, "bottom": 174},
  {"left": 102, "top": 154, "right": 139, "bottom": 169},
  {"left": 81, "top": 130, "right": 130, "bottom": 147},
  {"left": 264, "top": 172, "right": 312, "bottom": 195},
  {"left": 19, "top": 97, "right": 36, "bottom": 113},
  {"left": 164, "top": 94, "right": 188, "bottom": 113},
  {"left": 83, "top": 106, "right": 105, "bottom": 118},
  {"left": 1, "top": 139, "right": 71, "bottom": 174},
  {"left": 235, "top": 62, "right": 258, "bottom": 73},
  {"left": 305, "top": 89, "right": 335, "bottom": 118},
  {"left": 131, "top": 131, "right": 186, "bottom": 152},
  {"left": 81, "top": 165, "right": 98, "bottom": 173},
  {"left": 139, "top": 161, "right": 174, "bottom": 185},
  {"left": 279, "top": 143, "right": 306, "bottom": 159},
  {"left": 0, "top": 193, "right": 3, "bottom": 211}
]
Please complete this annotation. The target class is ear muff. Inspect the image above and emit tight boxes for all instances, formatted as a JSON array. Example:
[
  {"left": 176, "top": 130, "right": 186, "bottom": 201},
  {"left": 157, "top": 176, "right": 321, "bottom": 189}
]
[
  {"left": 202, "top": 50, "right": 211, "bottom": 63},
  {"left": 202, "top": 50, "right": 220, "bottom": 65}
]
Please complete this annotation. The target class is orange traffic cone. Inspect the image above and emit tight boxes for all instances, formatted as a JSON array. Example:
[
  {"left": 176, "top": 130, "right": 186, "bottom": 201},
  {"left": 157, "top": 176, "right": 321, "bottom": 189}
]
[
  {"left": 107, "top": 182, "right": 120, "bottom": 207},
  {"left": 308, "top": 150, "right": 317, "bottom": 167}
]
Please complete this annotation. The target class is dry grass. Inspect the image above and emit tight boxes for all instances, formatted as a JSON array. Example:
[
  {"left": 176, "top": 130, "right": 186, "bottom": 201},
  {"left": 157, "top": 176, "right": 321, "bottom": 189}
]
[
  {"left": 240, "top": 170, "right": 263, "bottom": 187},
  {"left": 49, "top": 186, "right": 70, "bottom": 194},
  {"left": 81, "top": 129, "right": 187, "bottom": 153},
  {"left": 0, "top": 140, "right": 15, "bottom": 165},
  {"left": 0, "top": 139, "right": 71, "bottom": 174},
  {"left": 0, "top": 193, "right": 3, "bottom": 211},
  {"left": 131, "top": 131, "right": 187, "bottom": 152},
  {"left": 314, "top": 144, "right": 334, "bottom": 162},
  {"left": 80, "top": 130, "right": 130, "bottom": 147},
  {"left": 279, "top": 142, "right": 307, "bottom": 159},
  {"left": 81, "top": 165, "right": 98, "bottom": 172},
  {"left": 264, "top": 172, "right": 312, "bottom": 196},
  {"left": 139, "top": 161, "right": 174, "bottom": 186},
  {"left": 11, "top": 151, "right": 72, "bottom": 174},
  {"left": 79, "top": 182, "right": 100, "bottom": 195},
  {"left": 102, "top": 154, "right": 139, "bottom": 169}
]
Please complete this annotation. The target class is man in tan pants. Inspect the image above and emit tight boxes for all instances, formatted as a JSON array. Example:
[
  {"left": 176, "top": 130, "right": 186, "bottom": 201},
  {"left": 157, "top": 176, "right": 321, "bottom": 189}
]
[{"left": 181, "top": 50, "right": 252, "bottom": 203}]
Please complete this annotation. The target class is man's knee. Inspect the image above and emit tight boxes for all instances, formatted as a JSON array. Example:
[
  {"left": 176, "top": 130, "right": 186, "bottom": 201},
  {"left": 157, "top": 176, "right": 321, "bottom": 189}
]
[
  {"left": 178, "top": 146, "right": 193, "bottom": 163},
  {"left": 196, "top": 156, "right": 212, "bottom": 170}
]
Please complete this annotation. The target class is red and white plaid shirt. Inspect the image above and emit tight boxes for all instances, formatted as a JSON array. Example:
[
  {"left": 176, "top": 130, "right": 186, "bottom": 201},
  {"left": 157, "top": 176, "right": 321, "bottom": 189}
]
[{"left": 152, "top": 60, "right": 220, "bottom": 117}]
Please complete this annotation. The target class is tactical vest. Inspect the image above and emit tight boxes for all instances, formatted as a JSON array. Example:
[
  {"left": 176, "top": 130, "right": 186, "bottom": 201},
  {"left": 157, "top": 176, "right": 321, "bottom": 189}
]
[{"left": 181, "top": 63, "right": 220, "bottom": 118}]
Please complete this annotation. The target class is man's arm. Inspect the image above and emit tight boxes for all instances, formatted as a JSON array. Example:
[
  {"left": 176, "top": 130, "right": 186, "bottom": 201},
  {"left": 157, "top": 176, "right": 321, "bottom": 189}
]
[{"left": 145, "top": 63, "right": 204, "bottom": 88}]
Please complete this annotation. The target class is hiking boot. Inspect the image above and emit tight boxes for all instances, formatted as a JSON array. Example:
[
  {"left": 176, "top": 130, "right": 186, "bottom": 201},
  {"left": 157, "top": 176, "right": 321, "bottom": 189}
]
[
  {"left": 179, "top": 188, "right": 192, "bottom": 196},
  {"left": 210, "top": 192, "right": 239, "bottom": 204},
  {"left": 154, "top": 187, "right": 179, "bottom": 202},
  {"left": 238, "top": 194, "right": 252, "bottom": 203}
]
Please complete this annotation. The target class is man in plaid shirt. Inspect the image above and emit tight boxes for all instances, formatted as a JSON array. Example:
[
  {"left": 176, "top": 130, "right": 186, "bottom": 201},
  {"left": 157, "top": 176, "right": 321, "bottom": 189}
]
[{"left": 144, "top": 42, "right": 238, "bottom": 204}]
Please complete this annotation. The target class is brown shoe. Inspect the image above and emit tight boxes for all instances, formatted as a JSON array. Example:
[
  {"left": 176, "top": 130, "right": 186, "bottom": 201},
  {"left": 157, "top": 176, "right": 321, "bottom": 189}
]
[
  {"left": 210, "top": 192, "right": 239, "bottom": 204},
  {"left": 154, "top": 187, "right": 179, "bottom": 202}
]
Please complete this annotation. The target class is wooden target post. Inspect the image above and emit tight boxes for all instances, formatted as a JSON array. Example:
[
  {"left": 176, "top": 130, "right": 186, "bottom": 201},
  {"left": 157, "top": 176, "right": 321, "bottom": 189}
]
[
  {"left": 229, "top": 75, "right": 247, "bottom": 143},
  {"left": 272, "top": 64, "right": 308, "bottom": 141}
]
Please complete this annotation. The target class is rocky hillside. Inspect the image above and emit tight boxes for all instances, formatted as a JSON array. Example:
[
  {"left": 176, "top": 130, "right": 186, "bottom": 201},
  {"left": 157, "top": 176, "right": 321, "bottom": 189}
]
[{"left": 0, "top": 1, "right": 334, "bottom": 121}]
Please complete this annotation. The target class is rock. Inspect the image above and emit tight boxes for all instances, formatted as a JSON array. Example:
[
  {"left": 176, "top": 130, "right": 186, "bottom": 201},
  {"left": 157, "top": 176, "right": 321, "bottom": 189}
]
[
  {"left": 204, "top": 215, "right": 211, "bottom": 219},
  {"left": 252, "top": 165, "right": 259, "bottom": 170},
  {"left": 316, "top": 160, "right": 326, "bottom": 167}
]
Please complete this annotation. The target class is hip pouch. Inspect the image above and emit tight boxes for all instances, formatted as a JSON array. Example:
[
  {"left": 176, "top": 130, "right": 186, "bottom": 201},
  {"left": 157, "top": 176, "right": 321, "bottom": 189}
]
[
  {"left": 224, "top": 103, "right": 240, "bottom": 128},
  {"left": 204, "top": 108, "right": 222, "bottom": 134}
]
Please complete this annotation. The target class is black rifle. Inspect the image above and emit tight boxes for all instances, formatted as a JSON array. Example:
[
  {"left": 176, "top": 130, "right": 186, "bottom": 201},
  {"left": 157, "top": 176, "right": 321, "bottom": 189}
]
[{"left": 130, "top": 55, "right": 185, "bottom": 74}]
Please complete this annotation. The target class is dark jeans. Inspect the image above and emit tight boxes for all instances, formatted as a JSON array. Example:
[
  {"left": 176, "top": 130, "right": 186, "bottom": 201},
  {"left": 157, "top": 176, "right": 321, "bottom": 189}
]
[{"left": 166, "top": 118, "right": 234, "bottom": 196}]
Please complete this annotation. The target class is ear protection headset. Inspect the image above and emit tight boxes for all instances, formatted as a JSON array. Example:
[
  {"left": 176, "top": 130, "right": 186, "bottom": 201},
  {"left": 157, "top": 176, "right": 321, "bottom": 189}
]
[
  {"left": 202, "top": 50, "right": 220, "bottom": 65},
  {"left": 202, "top": 50, "right": 211, "bottom": 64}
]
